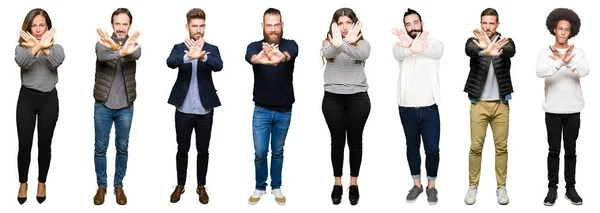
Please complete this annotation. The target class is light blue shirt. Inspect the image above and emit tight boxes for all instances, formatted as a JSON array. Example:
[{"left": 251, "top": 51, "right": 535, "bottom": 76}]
[{"left": 176, "top": 54, "right": 211, "bottom": 115}]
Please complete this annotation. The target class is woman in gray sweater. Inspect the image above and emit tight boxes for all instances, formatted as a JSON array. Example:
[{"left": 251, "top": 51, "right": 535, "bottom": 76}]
[
  {"left": 321, "top": 7, "right": 371, "bottom": 206},
  {"left": 15, "top": 8, "right": 65, "bottom": 204}
]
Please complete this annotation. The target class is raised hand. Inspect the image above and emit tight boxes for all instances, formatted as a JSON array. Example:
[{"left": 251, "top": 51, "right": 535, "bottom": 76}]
[
  {"left": 39, "top": 28, "right": 55, "bottom": 49},
  {"left": 263, "top": 42, "right": 285, "bottom": 64},
  {"left": 328, "top": 23, "right": 343, "bottom": 47},
  {"left": 19, "top": 30, "right": 38, "bottom": 48},
  {"left": 472, "top": 28, "right": 490, "bottom": 49},
  {"left": 345, "top": 20, "right": 363, "bottom": 44},
  {"left": 392, "top": 27, "right": 412, "bottom": 48},
  {"left": 97, "top": 28, "right": 118, "bottom": 50},
  {"left": 409, "top": 31, "right": 429, "bottom": 54},
  {"left": 119, "top": 30, "right": 141, "bottom": 56},
  {"left": 184, "top": 37, "right": 206, "bottom": 60},
  {"left": 549, "top": 44, "right": 576, "bottom": 64},
  {"left": 483, "top": 36, "right": 508, "bottom": 56}
]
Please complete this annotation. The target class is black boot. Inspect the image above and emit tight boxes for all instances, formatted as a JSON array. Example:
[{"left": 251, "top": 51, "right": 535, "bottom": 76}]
[
  {"left": 349, "top": 185, "right": 360, "bottom": 205},
  {"left": 331, "top": 185, "right": 342, "bottom": 205}
]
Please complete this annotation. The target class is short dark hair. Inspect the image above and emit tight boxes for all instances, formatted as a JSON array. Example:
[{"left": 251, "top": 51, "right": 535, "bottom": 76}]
[
  {"left": 546, "top": 8, "right": 580, "bottom": 38},
  {"left": 481, "top": 8, "right": 498, "bottom": 22},
  {"left": 111, "top": 8, "right": 132, "bottom": 24},
  {"left": 187, "top": 8, "right": 206, "bottom": 23},
  {"left": 263, "top": 8, "right": 281, "bottom": 22},
  {"left": 20, "top": 8, "right": 52, "bottom": 44},
  {"left": 403, "top": 8, "right": 422, "bottom": 23}
]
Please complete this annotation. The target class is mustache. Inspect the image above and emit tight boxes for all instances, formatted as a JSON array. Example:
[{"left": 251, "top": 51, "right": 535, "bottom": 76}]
[{"left": 409, "top": 29, "right": 422, "bottom": 34}]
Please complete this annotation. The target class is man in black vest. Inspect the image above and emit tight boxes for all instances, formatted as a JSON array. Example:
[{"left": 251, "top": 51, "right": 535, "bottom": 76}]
[
  {"left": 92, "top": 8, "right": 141, "bottom": 206},
  {"left": 463, "top": 8, "right": 515, "bottom": 206}
]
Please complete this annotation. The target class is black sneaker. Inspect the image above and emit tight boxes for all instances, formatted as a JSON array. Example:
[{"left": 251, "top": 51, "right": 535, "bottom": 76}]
[
  {"left": 543, "top": 187, "right": 557, "bottom": 206},
  {"left": 348, "top": 185, "right": 359, "bottom": 205},
  {"left": 331, "top": 185, "right": 342, "bottom": 205},
  {"left": 565, "top": 187, "right": 583, "bottom": 205}
]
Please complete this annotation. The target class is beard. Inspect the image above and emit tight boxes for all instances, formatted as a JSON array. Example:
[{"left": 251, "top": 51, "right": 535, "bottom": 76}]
[
  {"left": 408, "top": 29, "right": 422, "bottom": 39},
  {"left": 263, "top": 30, "right": 283, "bottom": 45}
]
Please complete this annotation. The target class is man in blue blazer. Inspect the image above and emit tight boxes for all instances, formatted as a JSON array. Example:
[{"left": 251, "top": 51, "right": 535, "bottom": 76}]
[{"left": 166, "top": 8, "right": 223, "bottom": 205}]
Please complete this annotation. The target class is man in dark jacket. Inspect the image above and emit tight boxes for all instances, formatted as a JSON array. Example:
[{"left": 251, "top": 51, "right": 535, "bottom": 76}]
[
  {"left": 463, "top": 8, "right": 515, "bottom": 206},
  {"left": 93, "top": 8, "right": 141, "bottom": 206},
  {"left": 166, "top": 8, "right": 223, "bottom": 205}
]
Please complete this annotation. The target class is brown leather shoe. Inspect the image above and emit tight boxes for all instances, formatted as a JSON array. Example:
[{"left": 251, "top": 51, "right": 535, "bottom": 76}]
[
  {"left": 93, "top": 188, "right": 107, "bottom": 205},
  {"left": 197, "top": 186, "right": 209, "bottom": 204},
  {"left": 170, "top": 185, "right": 185, "bottom": 203},
  {"left": 114, "top": 187, "right": 127, "bottom": 205}
]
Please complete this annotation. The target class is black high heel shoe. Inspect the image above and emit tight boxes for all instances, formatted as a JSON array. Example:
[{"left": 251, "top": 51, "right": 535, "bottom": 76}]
[
  {"left": 37, "top": 182, "right": 46, "bottom": 204},
  {"left": 349, "top": 185, "right": 360, "bottom": 205},
  {"left": 17, "top": 183, "right": 27, "bottom": 204},
  {"left": 331, "top": 185, "right": 343, "bottom": 205}
]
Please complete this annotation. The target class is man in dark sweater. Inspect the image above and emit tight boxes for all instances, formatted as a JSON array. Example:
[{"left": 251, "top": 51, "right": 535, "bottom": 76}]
[{"left": 245, "top": 8, "right": 298, "bottom": 206}]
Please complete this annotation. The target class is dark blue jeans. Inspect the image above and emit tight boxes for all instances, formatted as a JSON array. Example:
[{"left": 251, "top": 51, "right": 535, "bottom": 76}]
[{"left": 399, "top": 104, "right": 440, "bottom": 180}]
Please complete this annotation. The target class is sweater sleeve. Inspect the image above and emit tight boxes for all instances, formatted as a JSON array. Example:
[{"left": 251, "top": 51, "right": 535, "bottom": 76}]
[
  {"left": 420, "top": 39, "right": 444, "bottom": 59},
  {"left": 322, "top": 41, "right": 341, "bottom": 59},
  {"left": 392, "top": 45, "right": 411, "bottom": 62},
  {"left": 46, "top": 44, "right": 65, "bottom": 69},
  {"left": 337, "top": 40, "right": 370, "bottom": 60},
  {"left": 536, "top": 49, "right": 562, "bottom": 78},
  {"left": 15, "top": 45, "right": 37, "bottom": 70},
  {"left": 567, "top": 49, "right": 590, "bottom": 77}
]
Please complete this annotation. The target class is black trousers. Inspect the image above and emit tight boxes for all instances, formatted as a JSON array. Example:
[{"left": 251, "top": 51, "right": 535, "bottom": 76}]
[
  {"left": 17, "top": 86, "right": 59, "bottom": 183},
  {"left": 545, "top": 112, "right": 580, "bottom": 188},
  {"left": 175, "top": 110, "right": 213, "bottom": 186},
  {"left": 322, "top": 91, "right": 370, "bottom": 177}
]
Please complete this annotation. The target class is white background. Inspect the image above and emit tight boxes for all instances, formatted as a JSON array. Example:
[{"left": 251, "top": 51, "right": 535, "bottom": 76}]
[{"left": 0, "top": 0, "right": 597, "bottom": 212}]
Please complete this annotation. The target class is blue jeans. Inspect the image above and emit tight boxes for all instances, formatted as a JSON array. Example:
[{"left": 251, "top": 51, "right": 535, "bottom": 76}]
[
  {"left": 94, "top": 102, "right": 134, "bottom": 188},
  {"left": 399, "top": 104, "right": 440, "bottom": 180},
  {"left": 253, "top": 106, "right": 291, "bottom": 190}
]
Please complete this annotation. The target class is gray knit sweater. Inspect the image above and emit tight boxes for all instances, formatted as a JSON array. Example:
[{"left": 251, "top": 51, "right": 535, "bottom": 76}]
[
  {"left": 322, "top": 40, "right": 370, "bottom": 94},
  {"left": 15, "top": 44, "right": 65, "bottom": 92}
]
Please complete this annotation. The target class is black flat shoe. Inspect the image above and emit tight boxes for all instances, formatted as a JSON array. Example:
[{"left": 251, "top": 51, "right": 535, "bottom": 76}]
[
  {"left": 349, "top": 185, "right": 360, "bottom": 205},
  {"left": 331, "top": 185, "right": 343, "bottom": 205}
]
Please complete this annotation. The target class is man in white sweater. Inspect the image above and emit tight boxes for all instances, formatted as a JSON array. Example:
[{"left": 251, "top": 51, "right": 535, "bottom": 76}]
[
  {"left": 536, "top": 8, "right": 589, "bottom": 206},
  {"left": 392, "top": 8, "right": 444, "bottom": 205}
]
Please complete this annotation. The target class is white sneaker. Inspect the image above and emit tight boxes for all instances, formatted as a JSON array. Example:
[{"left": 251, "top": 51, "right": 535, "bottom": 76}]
[
  {"left": 248, "top": 189, "right": 266, "bottom": 205},
  {"left": 272, "top": 189, "right": 286, "bottom": 205},
  {"left": 464, "top": 186, "right": 477, "bottom": 205},
  {"left": 496, "top": 186, "right": 509, "bottom": 205}
]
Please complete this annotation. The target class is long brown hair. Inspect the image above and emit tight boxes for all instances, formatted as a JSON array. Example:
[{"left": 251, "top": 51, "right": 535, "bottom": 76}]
[
  {"left": 321, "top": 8, "right": 365, "bottom": 66},
  {"left": 19, "top": 8, "right": 52, "bottom": 44}
]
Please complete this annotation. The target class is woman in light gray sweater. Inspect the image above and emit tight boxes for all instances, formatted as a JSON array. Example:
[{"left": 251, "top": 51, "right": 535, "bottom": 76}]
[
  {"left": 15, "top": 8, "right": 65, "bottom": 204},
  {"left": 321, "top": 7, "right": 371, "bottom": 206}
]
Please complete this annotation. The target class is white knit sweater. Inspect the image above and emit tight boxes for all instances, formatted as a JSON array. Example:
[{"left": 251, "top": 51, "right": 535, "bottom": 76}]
[
  {"left": 536, "top": 47, "right": 590, "bottom": 113},
  {"left": 392, "top": 39, "right": 444, "bottom": 107}
]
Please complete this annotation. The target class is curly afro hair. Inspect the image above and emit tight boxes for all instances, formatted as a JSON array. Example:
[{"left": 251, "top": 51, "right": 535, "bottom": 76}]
[{"left": 546, "top": 8, "right": 580, "bottom": 38}]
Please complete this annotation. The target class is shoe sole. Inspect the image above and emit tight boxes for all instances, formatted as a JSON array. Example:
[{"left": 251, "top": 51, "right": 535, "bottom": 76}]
[
  {"left": 406, "top": 199, "right": 417, "bottom": 203},
  {"left": 248, "top": 200, "right": 259, "bottom": 205},
  {"left": 544, "top": 195, "right": 557, "bottom": 206},
  {"left": 428, "top": 201, "right": 438, "bottom": 206},
  {"left": 564, "top": 195, "right": 582, "bottom": 205}
]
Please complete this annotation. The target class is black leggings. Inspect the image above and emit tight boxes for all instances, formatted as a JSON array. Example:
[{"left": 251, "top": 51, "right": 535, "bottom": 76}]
[
  {"left": 17, "top": 86, "right": 59, "bottom": 183},
  {"left": 322, "top": 91, "right": 370, "bottom": 177}
]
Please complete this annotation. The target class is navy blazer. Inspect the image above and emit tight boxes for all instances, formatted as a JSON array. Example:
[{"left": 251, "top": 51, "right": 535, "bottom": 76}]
[{"left": 166, "top": 42, "right": 223, "bottom": 109}]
